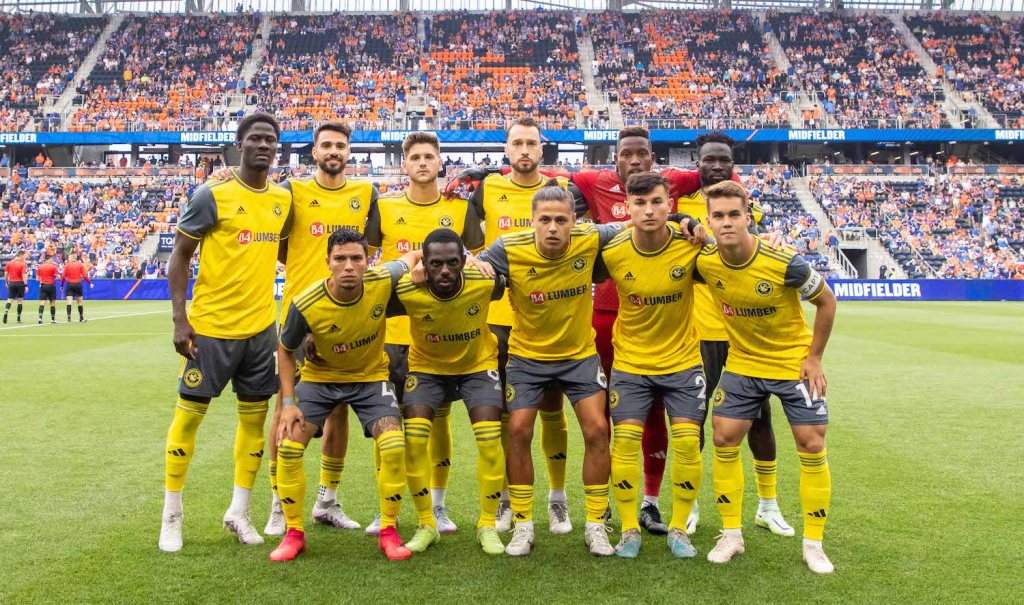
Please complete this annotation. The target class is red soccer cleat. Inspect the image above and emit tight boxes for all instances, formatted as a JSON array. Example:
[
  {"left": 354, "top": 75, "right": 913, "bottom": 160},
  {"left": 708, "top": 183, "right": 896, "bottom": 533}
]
[
  {"left": 378, "top": 526, "right": 412, "bottom": 561},
  {"left": 269, "top": 528, "right": 306, "bottom": 562}
]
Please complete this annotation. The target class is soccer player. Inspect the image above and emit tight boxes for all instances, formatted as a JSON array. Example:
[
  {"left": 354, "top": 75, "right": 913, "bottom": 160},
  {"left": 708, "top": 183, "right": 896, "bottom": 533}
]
[
  {"left": 696, "top": 180, "right": 837, "bottom": 574},
  {"left": 36, "top": 255, "right": 59, "bottom": 324},
  {"left": 60, "top": 253, "right": 92, "bottom": 323},
  {"left": 363, "top": 131, "right": 485, "bottom": 536},
  {"left": 3, "top": 250, "right": 27, "bottom": 324},
  {"left": 269, "top": 228, "right": 421, "bottom": 562},
  {"left": 389, "top": 229, "right": 507, "bottom": 555},
  {"left": 600, "top": 172, "right": 705, "bottom": 559},
  {"left": 477, "top": 184, "right": 622, "bottom": 557},
  {"left": 159, "top": 113, "right": 292, "bottom": 553}
]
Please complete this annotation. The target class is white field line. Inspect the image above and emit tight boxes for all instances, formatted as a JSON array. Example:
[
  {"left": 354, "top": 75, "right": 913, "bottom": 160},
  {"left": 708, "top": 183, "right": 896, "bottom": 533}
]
[{"left": 0, "top": 310, "right": 167, "bottom": 331}]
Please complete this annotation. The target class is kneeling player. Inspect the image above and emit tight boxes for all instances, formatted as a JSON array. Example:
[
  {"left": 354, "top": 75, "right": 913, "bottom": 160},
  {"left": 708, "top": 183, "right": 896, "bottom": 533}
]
[
  {"left": 270, "top": 228, "right": 420, "bottom": 562},
  {"left": 390, "top": 229, "right": 507, "bottom": 555},
  {"left": 696, "top": 181, "right": 838, "bottom": 574}
]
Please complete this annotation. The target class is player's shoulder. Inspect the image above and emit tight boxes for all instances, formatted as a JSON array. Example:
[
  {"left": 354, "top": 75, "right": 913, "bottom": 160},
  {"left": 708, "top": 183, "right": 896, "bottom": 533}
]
[
  {"left": 571, "top": 222, "right": 599, "bottom": 237},
  {"left": 503, "top": 231, "right": 534, "bottom": 247},
  {"left": 463, "top": 266, "right": 494, "bottom": 282},
  {"left": 699, "top": 243, "right": 719, "bottom": 258},
  {"left": 758, "top": 241, "right": 799, "bottom": 267},
  {"left": 395, "top": 274, "right": 420, "bottom": 295},
  {"left": 364, "top": 265, "right": 393, "bottom": 282},
  {"left": 293, "top": 280, "right": 328, "bottom": 311},
  {"left": 604, "top": 227, "right": 633, "bottom": 250}
]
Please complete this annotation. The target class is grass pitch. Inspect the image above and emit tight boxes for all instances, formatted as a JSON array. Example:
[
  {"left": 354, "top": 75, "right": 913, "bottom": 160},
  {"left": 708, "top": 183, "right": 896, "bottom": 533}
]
[{"left": 0, "top": 301, "right": 1021, "bottom": 604}]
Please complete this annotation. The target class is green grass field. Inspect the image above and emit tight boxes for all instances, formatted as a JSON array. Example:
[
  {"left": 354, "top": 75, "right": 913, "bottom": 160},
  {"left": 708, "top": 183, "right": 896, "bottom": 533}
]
[{"left": 1, "top": 301, "right": 1022, "bottom": 604}]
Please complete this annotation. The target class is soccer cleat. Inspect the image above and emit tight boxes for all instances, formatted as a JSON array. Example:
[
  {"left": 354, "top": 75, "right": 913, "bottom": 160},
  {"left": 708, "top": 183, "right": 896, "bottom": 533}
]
[
  {"left": 667, "top": 528, "right": 698, "bottom": 559},
  {"left": 405, "top": 525, "right": 441, "bottom": 553},
  {"left": 80, "top": 317, "right": 86, "bottom": 322},
  {"left": 548, "top": 502, "right": 572, "bottom": 535},
  {"left": 312, "top": 501, "right": 361, "bottom": 530},
  {"left": 639, "top": 502, "right": 668, "bottom": 535},
  {"left": 707, "top": 532, "right": 745, "bottom": 564},
  {"left": 755, "top": 507, "right": 795, "bottom": 537},
  {"left": 803, "top": 541, "right": 835, "bottom": 574},
  {"left": 505, "top": 525, "right": 535, "bottom": 556},
  {"left": 584, "top": 524, "right": 615, "bottom": 557},
  {"left": 685, "top": 501, "right": 700, "bottom": 535},
  {"left": 38, "top": 319, "right": 42, "bottom": 324},
  {"left": 495, "top": 502, "right": 513, "bottom": 533},
  {"left": 433, "top": 506, "right": 457, "bottom": 535},
  {"left": 269, "top": 529, "right": 306, "bottom": 562},
  {"left": 378, "top": 526, "right": 412, "bottom": 561},
  {"left": 50, "top": 320, "right": 57, "bottom": 324},
  {"left": 365, "top": 512, "right": 382, "bottom": 536},
  {"left": 158, "top": 512, "right": 183, "bottom": 553},
  {"left": 477, "top": 526, "right": 505, "bottom": 555},
  {"left": 265, "top": 504, "right": 286, "bottom": 536},
  {"left": 223, "top": 510, "right": 265, "bottom": 545},
  {"left": 614, "top": 528, "right": 642, "bottom": 559}
]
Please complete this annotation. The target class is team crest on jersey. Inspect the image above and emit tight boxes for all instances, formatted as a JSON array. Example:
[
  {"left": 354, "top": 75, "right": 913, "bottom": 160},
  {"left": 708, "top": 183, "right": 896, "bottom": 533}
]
[
  {"left": 572, "top": 257, "right": 587, "bottom": 272},
  {"left": 712, "top": 388, "right": 725, "bottom": 407},
  {"left": 505, "top": 385, "right": 515, "bottom": 403},
  {"left": 439, "top": 215, "right": 454, "bottom": 229},
  {"left": 755, "top": 280, "right": 774, "bottom": 297},
  {"left": 670, "top": 265, "right": 686, "bottom": 281},
  {"left": 609, "top": 389, "right": 619, "bottom": 409},
  {"left": 371, "top": 304, "right": 385, "bottom": 320},
  {"left": 466, "top": 303, "right": 481, "bottom": 317},
  {"left": 405, "top": 375, "right": 418, "bottom": 392},
  {"left": 183, "top": 368, "right": 203, "bottom": 389},
  {"left": 349, "top": 198, "right": 361, "bottom": 211},
  {"left": 273, "top": 203, "right": 283, "bottom": 217}
]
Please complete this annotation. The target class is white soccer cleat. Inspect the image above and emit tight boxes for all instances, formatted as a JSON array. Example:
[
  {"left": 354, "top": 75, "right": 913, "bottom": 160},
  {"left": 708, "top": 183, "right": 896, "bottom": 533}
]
[
  {"left": 313, "top": 501, "right": 361, "bottom": 530},
  {"left": 433, "top": 506, "right": 458, "bottom": 535},
  {"left": 158, "top": 512, "right": 183, "bottom": 553},
  {"left": 264, "top": 504, "right": 286, "bottom": 536},
  {"left": 583, "top": 524, "right": 615, "bottom": 557},
  {"left": 707, "top": 532, "right": 745, "bottom": 564},
  {"left": 685, "top": 501, "right": 700, "bottom": 535},
  {"left": 223, "top": 510, "right": 265, "bottom": 545},
  {"left": 495, "top": 502, "right": 513, "bottom": 533},
  {"left": 548, "top": 502, "right": 572, "bottom": 535},
  {"left": 365, "top": 512, "right": 383, "bottom": 536},
  {"left": 803, "top": 541, "right": 835, "bottom": 574},
  {"left": 755, "top": 507, "right": 795, "bottom": 537},
  {"left": 505, "top": 525, "right": 535, "bottom": 556}
]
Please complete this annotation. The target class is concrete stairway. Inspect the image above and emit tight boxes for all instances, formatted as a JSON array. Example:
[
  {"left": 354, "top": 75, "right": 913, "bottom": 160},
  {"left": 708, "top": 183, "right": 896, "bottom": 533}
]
[{"left": 47, "top": 14, "right": 124, "bottom": 127}]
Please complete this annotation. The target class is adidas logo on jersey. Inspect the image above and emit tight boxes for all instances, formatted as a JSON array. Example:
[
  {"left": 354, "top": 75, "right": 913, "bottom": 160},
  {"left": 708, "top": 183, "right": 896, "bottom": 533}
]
[
  {"left": 624, "top": 271, "right": 635, "bottom": 280},
  {"left": 236, "top": 206, "right": 247, "bottom": 214},
  {"left": 715, "top": 280, "right": 726, "bottom": 290},
  {"left": 526, "top": 267, "right": 538, "bottom": 276},
  {"left": 395, "top": 217, "right": 406, "bottom": 224},
  {"left": 328, "top": 324, "right": 340, "bottom": 333},
  {"left": 422, "top": 314, "right": 434, "bottom": 322},
  {"left": 609, "top": 184, "right": 622, "bottom": 193},
  {"left": 309, "top": 199, "right": 320, "bottom": 207},
  {"left": 497, "top": 194, "right": 509, "bottom": 202}
]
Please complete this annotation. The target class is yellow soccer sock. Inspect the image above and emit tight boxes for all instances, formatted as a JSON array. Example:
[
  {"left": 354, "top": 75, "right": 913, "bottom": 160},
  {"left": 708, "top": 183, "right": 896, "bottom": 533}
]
[
  {"left": 268, "top": 460, "right": 279, "bottom": 498},
  {"left": 319, "top": 454, "right": 345, "bottom": 502},
  {"left": 668, "top": 424, "right": 702, "bottom": 532},
  {"left": 373, "top": 438, "right": 382, "bottom": 476},
  {"left": 429, "top": 404, "right": 453, "bottom": 490},
  {"left": 404, "top": 418, "right": 435, "bottom": 527},
  {"left": 753, "top": 458, "right": 778, "bottom": 501},
  {"left": 277, "top": 440, "right": 307, "bottom": 532},
  {"left": 540, "top": 408, "right": 568, "bottom": 493},
  {"left": 376, "top": 430, "right": 407, "bottom": 529},
  {"left": 610, "top": 423, "right": 644, "bottom": 532},
  {"left": 508, "top": 484, "right": 534, "bottom": 526},
  {"left": 500, "top": 411, "right": 511, "bottom": 494},
  {"left": 472, "top": 421, "right": 505, "bottom": 528},
  {"left": 233, "top": 400, "right": 269, "bottom": 490},
  {"left": 799, "top": 449, "right": 831, "bottom": 541},
  {"left": 165, "top": 397, "right": 209, "bottom": 492},
  {"left": 584, "top": 484, "right": 610, "bottom": 525},
  {"left": 713, "top": 446, "right": 744, "bottom": 530}
]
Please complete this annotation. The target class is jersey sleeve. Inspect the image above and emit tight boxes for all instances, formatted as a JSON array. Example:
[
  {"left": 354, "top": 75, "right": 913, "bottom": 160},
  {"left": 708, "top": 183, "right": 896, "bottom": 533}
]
[
  {"left": 176, "top": 185, "right": 218, "bottom": 239},
  {"left": 280, "top": 193, "right": 294, "bottom": 239},
  {"left": 784, "top": 255, "right": 825, "bottom": 300},
  {"left": 381, "top": 261, "right": 408, "bottom": 288},
  {"left": 279, "top": 303, "right": 311, "bottom": 351},
  {"left": 692, "top": 263, "right": 706, "bottom": 284},
  {"left": 490, "top": 274, "right": 507, "bottom": 301},
  {"left": 364, "top": 198, "right": 383, "bottom": 246},
  {"left": 469, "top": 177, "right": 486, "bottom": 218},
  {"left": 596, "top": 222, "right": 626, "bottom": 247},
  {"left": 462, "top": 203, "right": 485, "bottom": 250},
  {"left": 663, "top": 168, "right": 701, "bottom": 198},
  {"left": 477, "top": 237, "right": 510, "bottom": 278}
]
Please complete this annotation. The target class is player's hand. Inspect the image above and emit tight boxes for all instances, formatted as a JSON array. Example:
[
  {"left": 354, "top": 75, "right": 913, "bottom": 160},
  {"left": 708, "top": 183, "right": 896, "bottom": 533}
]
[
  {"left": 800, "top": 355, "right": 827, "bottom": 399},
  {"left": 208, "top": 168, "right": 233, "bottom": 182},
  {"left": 411, "top": 260, "right": 427, "bottom": 285},
  {"left": 277, "top": 405, "right": 306, "bottom": 445},
  {"left": 465, "top": 255, "right": 495, "bottom": 278},
  {"left": 173, "top": 318, "right": 198, "bottom": 360},
  {"left": 760, "top": 231, "right": 786, "bottom": 249},
  {"left": 89, "top": 283, "right": 94, "bottom": 289},
  {"left": 681, "top": 218, "right": 708, "bottom": 245},
  {"left": 442, "top": 166, "right": 494, "bottom": 199},
  {"left": 302, "top": 334, "right": 324, "bottom": 364}
]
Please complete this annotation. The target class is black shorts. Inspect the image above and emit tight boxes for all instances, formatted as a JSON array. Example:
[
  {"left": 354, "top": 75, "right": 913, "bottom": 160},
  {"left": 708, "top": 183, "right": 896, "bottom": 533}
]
[
  {"left": 178, "top": 323, "right": 279, "bottom": 399},
  {"left": 7, "top": 281, "right": 26, "bottom": 299},
  {"left": 66, "top": 283, "right": 84, "bottom": 298},
  {"left": 39, "top": 284, "right": 57, "bottom": 302}
]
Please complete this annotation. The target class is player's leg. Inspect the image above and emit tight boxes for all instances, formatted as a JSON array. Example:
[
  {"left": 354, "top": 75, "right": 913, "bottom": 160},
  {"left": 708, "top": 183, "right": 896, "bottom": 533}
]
[
  {"left": 76, "top": 294, "right": 85, "bottom": 322},
  {"left": 312, "top": 404, "right": 360, "bottom": 530},
  {"left": 691, "top": 339, "right": 729, "bottom": 534},
  {"left": 607, "top": 370, "right": 648, "bottom": 557},
  {"left": 268, "top": 404, "right": 321, "bottom": 562},
  {"left": 401, "top": 373, "right": 442, "bottom": 552},
  {"left": 640, "top": 395, "right": 669, "bottom": 535},
  {"left": 366, "top": 344, "right": 410, "bottom": 536},
  {"left": 661, "top": 367, "right": 707, "bottom": 559},
  {"left": 504, "top": 405, "right": 538, "bottom": 556},
  {"left": 2, "top": 294, "right": 10, "bottom": 323},
  {"left": 539, "top": 388, "right": 569, "bottom": 534},
  {"left": 264, "top": 394, "right": 286, "bottom": 535},
  {"left": 463, "top": 370, "right": 506, "bottom": 554},
  {"left": 14, "top": 289, "right": 23, "bottom": 322},
  {"left": 364, "top": 382, "right": 411, "bottom": 561},
  {"left": 570, "top": 381, "right": 614, "bottom": 557},
  {"left": 429, "top": 401, "right": 456, "bottom": 532},
  {"left": 488, "top": 324, "right": 513, "bottom": 530},
  {"left": 65, "top": 291, "right": 73, "bottom": 322},
  {"left": 749, "top": 399, "right": 792, "bottom": 537}
]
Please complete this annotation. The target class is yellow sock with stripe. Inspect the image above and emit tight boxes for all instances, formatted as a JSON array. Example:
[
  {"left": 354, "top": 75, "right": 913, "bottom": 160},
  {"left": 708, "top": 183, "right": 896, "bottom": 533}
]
[
  {"left": 753, "top": 459, "right": 778, "bottom": 500},
  {"left": 233, "top": 400, "right": 269, "bottom": 490},
  {"left": 429, "top": 404, "right": 453, "bottom": 496},
  {"left": 610, "top": 423, "right": 643, "bottom": 532},
  {"left": 540, "top": 408, "right": 568, "bottom": 496},
  {"left": 584, "top": 484, "right": 610, "bottom": 525},
  {"left": 500, "top": 411, "right": 511, "bottom": 497},
  {"left": 668, "top": 424, "right": 702, "bottom": 532},
  {"left": 318, "top": 454, "right": 345, "bottom": 504},
  {"left": 713, "top": 446, "right": 744, "bottom": 530},
  {"left": 404, "top": 417, "right": 435, "bottom": 527},
  {"left": 165, "top": 397, "right": 209, "bottom": 492},
  {"left": 277, "top": 440, "right": 307, "bottom": 532},
  {"left": 508, "top": 484, "right": 534, "bottom": 528},
  {"left": 376, "top": 430, "right": 407, "bottom": 530},
  {"left": 268, "top": 460, "right": 278, "bottom": 498},
  {"left": 799, "top": 450, "right": 831, "bottom": 540},
  {"left": 472, "top": 421, "right": 505, "bottom": 528}
]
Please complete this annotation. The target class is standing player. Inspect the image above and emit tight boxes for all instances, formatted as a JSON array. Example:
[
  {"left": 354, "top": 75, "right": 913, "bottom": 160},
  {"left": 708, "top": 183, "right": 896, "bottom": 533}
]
[
  {"left": 60, "top": 253, "right": 92, "bottom": 323},
  {"left": 696, "top": 180, "right": 837, "bottom": 574},
  {"left": 158, "top": 113, "right": 292, "bottom": 553},
  {"left": 36, "top": 255, "right": 60, "bottom": 324},
  {"left": 3, "top": 250, "right": 27, "bottom": 324},
  {"left": 270, "top": 228, "right": 420, "bottom": 562},
  {"left": 390, "top": 229, "right": 507, "bottom": 555}
]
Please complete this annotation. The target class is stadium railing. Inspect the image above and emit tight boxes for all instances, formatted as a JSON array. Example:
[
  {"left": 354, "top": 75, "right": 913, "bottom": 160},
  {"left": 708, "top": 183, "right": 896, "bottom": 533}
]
[
  {"left": 26, "top": 167, "right": 196, "bottom": 178},
  {"left": 804, "top": 165, "right": 933, "bottom": 176}
]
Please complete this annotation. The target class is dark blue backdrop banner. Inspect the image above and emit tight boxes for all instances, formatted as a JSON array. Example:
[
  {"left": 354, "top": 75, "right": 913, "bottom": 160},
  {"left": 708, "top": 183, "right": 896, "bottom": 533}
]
[{"left": 0, "top": 279, "right": 286, "bottom": 301}]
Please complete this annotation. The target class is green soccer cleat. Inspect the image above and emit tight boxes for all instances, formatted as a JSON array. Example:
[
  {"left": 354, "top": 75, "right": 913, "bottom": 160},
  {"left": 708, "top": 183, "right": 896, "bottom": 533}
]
[
  {"left": 614, "top": 528, "right": 642, "bottom": 559},
  {"left": 477, "top": 526, "right": 505, "bottom": 555},
  {"left": 667, "top": 528, "right": 698, "bottom": 559},
  {"left": 405, "top": 525, "right": 440, "bottom": 553}
]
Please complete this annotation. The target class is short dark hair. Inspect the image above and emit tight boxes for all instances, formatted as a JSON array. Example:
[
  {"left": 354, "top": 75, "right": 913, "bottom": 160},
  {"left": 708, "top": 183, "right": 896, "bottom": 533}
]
[
  {"left": 327, "top": 227, "right": 368, "bottom": 255},
  {"left": 403, "top": 131, "right": 440, "bottom": 155},
  {"left": 531, "top": 179, "right": 573, "bottom": 211},
  {"left": 506, "top": 116, "right": 541, "bottom": 138},
  {"left": 314, "top": 121, "right": 352, "bottom": 143},
  {"left": 695, "top": 131, "right": 735, "bottom": 155},
  {"left": 236, "top": 112, "right": 281, "bottom": 142},
  {"left": 618, "top": 125, "right": 650, "bottom": 142},
  {"left": 626, "top": 171, "right": 669, "bottom": 197},
  {"left": 422, "top": 229, "right": 465, "bottom": 259}
]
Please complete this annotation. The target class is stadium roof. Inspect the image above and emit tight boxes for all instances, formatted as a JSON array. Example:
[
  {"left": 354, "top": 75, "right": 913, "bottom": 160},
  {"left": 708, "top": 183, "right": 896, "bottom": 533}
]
[{"left": 2, "top": 0, "right": 1023, "bottom": 14}]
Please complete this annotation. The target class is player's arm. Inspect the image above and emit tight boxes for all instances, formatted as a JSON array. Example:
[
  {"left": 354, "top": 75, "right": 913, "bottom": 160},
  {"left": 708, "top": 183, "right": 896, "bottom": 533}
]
[
  {"left": 568, "top": 172, "right": 596, "bottom": 221},
  {"left": 386, "top": 289, "right": 408, "bottom": 318},
  {"left": 468, "top": 176, "right": 487, "bottom": 218},
  {"left": 786, "top": 255, "right": 836, "bottom": 399},
  {"left": 475, "top": 236, "right": 510, "bottom": 280},
  {"left": 277, "top": 301, "right": 310, "bottom": 443},
  {"left": 462, "top": 203, "right": 485, "bottom": 252},
  {"left": 364, "top": 197, "right": 383, "bottom": 259},
  {"left": 568, "top": 182, "right": 591, "bottom": 221},
  {"left": 444, "top": 166, "right": 499, "bottom": 200},
  {"left": 278, "top": 181, "right": 294, "bottom": 265},
  {"left": 169, "top": 186, "right": 217, "bottom": 360},
  {"left": 489, "top": 274, "right": 507, "bottom": 301}
]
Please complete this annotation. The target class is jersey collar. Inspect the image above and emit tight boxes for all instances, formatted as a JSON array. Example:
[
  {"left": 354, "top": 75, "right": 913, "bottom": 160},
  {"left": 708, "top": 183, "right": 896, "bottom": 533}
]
[
  {"left": 322, "top": 279, "right": 364, "bottom": 307},
  {"left": 428, "top": 272, "right": 466, "bottom": 301},
  {"left": 629, "top": 225, "right": 674, "bottom": 257},
  {"left": 314, "top": 175, "right": 348, "bottom": 191},
  {"left": 722, "top": 237, "right": 761, "bottom": 270},
  {"left": 230, "top": 169, "right": 270, "bottom": 193}
]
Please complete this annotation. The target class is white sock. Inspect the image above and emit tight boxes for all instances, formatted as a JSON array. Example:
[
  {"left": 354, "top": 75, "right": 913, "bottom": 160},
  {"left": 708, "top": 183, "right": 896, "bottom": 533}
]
[
  {"left": 431, "top": 488, "right": 447, "bottom": 508},
  {"left": 803, "top": 538, "right": 822, "bottom": 548},
  {"left": 317, "top": 485, "right": 337, "bottom": 505},
  {"left": 500, "top": 488, "right": 510, "bottom": 505},
  {"left": 690, "top": 501, "right": 699, "bottom": 515},
  {"left": 164, "top": 490, "right": 183, "bottom": 515},
  {"left": 548, "top": 488, "right": 567, "bottom": 504},
  {"left": 270, "top": 491, "right": 281, "bottom": 510},
  {"left": 227, "top": 485, "right": 251, "bottom": 515},
  {"left": 723, "top": 528, "right": 742, "bottom": 538},
  {"left": 642, "top": 495, "right": 659, "bottom": 509},
  {"left": 758, "top": 497, "right": 778, "bottom": 512},
  {"left": 516, "top": 520, "right": 534, "bottom": 532}
]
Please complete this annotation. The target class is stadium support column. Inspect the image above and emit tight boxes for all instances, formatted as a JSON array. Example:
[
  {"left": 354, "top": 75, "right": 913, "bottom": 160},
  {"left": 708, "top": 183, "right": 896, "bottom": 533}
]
[
  {"left": 131, "top": 145, "right": 140, "bottom": 166},
  {"left": 770, "top": 142, "right": 780, "bottom": 164},
  {"left": 291, "top": 0, "right": 307, "bottom": 11}
]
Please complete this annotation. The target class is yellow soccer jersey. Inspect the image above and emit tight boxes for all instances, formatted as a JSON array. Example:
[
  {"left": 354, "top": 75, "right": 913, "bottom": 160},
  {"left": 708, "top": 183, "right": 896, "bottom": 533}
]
[
  {"left": 177, "top": 171, "right": 292, "bottom": 339},
  {"left": 279, "top": 176, "right": 376, "bottom": 310},
  {"left": 392, "top": 267, "right": 505, "bottom": 375},
  {"left": 479, "top": 222, "right": 622, "bottom": 361},
  {"left": 601, "top": 224, "right": 702, "bottom": 374},
  {"left": 677, "top": 190, "right": 763, "bottom": 342},
  {"left": 366, "top": 192, "right": 484, "bottom": 346},
  {"left": 470, "top": 172, "right": 571, "bottom": 327},
  {"left": 278, "top": 263, "right": 406, "bottom": 383},
  {"left": 694, "top": 238, "right": 826, "bottom": 380}
]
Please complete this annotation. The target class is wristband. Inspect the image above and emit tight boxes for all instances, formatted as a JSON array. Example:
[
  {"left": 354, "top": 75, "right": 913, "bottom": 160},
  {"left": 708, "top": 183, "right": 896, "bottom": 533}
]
[{"left": 282, "top": 396, "right": 296, "bottom": 407}]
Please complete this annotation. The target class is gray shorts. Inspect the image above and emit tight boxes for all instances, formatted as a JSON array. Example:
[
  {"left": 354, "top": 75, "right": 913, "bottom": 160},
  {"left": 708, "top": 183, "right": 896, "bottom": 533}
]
[
  {"left": 712, "top": 371, "right": 828, "bottom": 426},
  {"left": 505, "top": 354, "right": 606, "bottom": 411},
  {"left": 403, "top": 370, "right": 504, "bottom": 410},
  {"left": 385, "top": 343, "right": 409, "bottom": 403},
  {"left": 178, "top": 323, "right": 278, "bottom": 399},
  {"left": 295, "top": 380, "right": 401, "bottom": 438},
  {"left": 609, "top": 365, "right": 706, "bottom": 423}
]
